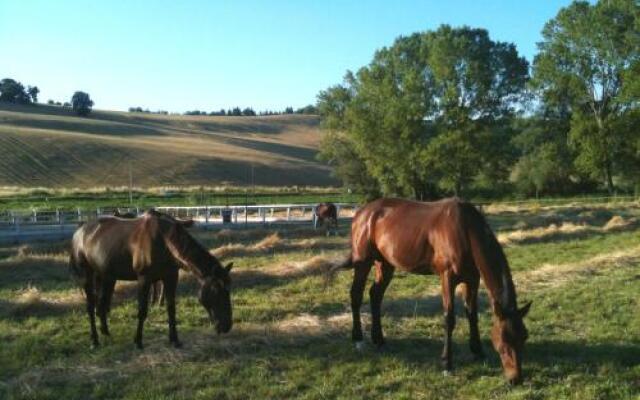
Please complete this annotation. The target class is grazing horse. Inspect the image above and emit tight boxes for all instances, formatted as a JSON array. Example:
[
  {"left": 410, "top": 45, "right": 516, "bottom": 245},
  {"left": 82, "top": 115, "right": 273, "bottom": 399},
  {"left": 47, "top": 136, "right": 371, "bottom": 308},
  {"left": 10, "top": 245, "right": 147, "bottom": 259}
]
[
  {"left": 314, "top": 202, "right": 338, "bottom": 236},
  {"left": 329, "top": 198, "right": 531, "bottom": 385},
  {"left": 70, "top": 209, "right": 233, "bottom": 349}
]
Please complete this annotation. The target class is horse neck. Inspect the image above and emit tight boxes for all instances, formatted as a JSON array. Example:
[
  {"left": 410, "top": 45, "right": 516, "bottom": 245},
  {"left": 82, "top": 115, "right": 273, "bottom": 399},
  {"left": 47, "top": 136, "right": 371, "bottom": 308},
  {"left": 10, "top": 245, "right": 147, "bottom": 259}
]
[
  {"left": 163, "top": 227, "right": 216, "bottom": 281},
  {"left": 484, "top": 255, "right": 517, "bottom": 313},
  {"left": 466, "top": 210, "right": 517, "bottom": 313}
]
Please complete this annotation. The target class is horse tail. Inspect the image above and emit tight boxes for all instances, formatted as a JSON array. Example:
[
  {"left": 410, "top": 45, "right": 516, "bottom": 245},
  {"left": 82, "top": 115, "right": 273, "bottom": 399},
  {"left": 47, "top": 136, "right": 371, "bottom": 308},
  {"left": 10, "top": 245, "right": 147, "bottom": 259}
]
[
  {"left": 324, "top": 252, "right": 353, "bottom": 288},
  {"left": 69, "top": 227, "right": 88, "bottom": 282},
  {"left": 461, "top": 202, "right": 516, "bottom": 312},
  {"left": 68, "top": 247, "right": 85, "bottom": 282}
]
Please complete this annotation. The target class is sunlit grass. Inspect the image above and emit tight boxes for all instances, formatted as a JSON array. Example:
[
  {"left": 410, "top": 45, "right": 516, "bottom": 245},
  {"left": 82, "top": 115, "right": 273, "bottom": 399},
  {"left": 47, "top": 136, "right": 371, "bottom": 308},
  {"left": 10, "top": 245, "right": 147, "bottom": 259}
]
[{"left": 1, "top": 204, "right": 639, "bottom": 399}]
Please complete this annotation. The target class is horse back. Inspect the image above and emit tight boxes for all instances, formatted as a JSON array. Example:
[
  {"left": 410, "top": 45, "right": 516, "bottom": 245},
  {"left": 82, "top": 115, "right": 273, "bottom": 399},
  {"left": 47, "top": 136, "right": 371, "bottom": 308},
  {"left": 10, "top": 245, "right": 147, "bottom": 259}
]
[
  {"left": 350, "top": 198, "right": 471, "bottom": 274},
  {"left": 71, "top": 217, "right": 142, "bottom": 280}
]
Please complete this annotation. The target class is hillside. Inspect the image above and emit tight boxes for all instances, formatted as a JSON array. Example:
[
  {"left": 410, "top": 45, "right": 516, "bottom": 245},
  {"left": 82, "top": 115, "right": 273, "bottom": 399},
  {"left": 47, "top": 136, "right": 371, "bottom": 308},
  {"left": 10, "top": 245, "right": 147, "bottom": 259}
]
[{"left": 0, "top": 103, "right": 335, "bottom": 188}]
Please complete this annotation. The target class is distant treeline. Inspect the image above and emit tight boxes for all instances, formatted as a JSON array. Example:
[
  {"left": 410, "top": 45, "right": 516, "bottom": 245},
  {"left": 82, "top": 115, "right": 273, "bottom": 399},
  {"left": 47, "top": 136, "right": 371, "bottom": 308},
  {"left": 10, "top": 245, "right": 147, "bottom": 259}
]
[
  {"left": 1, "top": 77, "right": 94, "bottom": 116},
  {"left": 0, "top": 78, "right": 39, "bottom": 104},
  {"left": 128, "top": 105, "right": 318, "bottom": 116}
]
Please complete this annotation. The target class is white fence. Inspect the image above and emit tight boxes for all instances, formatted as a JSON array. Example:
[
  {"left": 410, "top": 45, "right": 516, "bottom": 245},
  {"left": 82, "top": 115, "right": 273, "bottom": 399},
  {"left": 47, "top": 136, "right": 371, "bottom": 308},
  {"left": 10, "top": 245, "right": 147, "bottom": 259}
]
[{"left": 0, "top": 203, "right": 358, "bottom": 243}]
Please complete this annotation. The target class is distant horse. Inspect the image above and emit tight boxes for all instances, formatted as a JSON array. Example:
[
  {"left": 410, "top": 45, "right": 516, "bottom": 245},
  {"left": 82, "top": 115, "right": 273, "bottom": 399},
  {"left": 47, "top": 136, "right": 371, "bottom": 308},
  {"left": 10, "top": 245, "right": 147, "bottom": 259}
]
[
  {"left": 328, "top": 198, "right": 531, "bottom": 385},
  {"left": 70, "top": 209, "right": 233, "bottom": 349},
  {"left": 314, "top": 202, "right": 338, "bottom": 236},
  {"left": 113, "top": 210, "right": 164, "bottom": 306}
]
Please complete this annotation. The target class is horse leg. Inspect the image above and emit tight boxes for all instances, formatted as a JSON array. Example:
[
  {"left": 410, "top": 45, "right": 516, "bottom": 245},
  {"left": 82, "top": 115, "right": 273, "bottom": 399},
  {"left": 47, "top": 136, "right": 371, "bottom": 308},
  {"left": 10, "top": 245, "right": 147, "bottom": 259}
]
[
  {"left": 83, "top": 270, "right": 99, "bottom": 348},
  {"left": 461, "top": 275, "right": 484, "bottom": 360},
  {"left": 163, "top": 271, "right": 181, "bottom": 348},
  {"left": 150, "top": 281, "right": 164, "bottom": 307},
  {"left": 97, "top": 279, "right": 116, "bottom": 336},
  {"left": 369, "top": 261, "right": 394, "bottom": 348},
  {"left": 440, "top": 270, "right": 458, "bottom": 372},
  {"left": 351, "top": 260, "right": 373, "bottom": 348},
  {"left": 134, "top": 277, "right": 152, "bottom": 349}
]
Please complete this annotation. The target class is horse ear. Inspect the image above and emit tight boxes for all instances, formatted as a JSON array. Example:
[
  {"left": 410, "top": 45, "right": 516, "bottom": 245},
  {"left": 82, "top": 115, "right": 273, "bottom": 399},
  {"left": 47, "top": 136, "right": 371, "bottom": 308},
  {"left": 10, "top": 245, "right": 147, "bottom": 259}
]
[
  {"left": 225, "top": 262, "right": 234, "bottom": 272},
  {"left": 518, "top": 301, "right": 532, "bottom": 318}
]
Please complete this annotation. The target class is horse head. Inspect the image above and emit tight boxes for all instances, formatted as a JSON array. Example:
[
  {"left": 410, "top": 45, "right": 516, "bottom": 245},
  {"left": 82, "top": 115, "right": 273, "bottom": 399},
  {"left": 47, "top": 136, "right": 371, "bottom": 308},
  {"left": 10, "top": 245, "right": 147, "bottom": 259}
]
[
  {"left": 491, "top": 301, "right": 532, "bottom": 385},
  {"left": 199, "top": 262, "right": 233, "bottom": 334}
]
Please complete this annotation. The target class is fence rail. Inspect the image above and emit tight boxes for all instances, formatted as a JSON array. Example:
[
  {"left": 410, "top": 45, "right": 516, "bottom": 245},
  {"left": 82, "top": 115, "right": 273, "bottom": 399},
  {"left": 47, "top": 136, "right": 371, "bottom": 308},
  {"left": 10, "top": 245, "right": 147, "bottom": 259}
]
[{"left": 0, "top": 203, "right": 358, "bottom": 243}]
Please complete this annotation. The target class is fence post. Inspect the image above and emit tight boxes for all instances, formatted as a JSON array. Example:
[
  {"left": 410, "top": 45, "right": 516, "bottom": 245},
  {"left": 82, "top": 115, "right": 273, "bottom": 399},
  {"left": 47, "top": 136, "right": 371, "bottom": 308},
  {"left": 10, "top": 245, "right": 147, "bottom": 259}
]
[
  {"left": 312, "top": 206, "right": 317, "bottom": 228},
  {"left": 205, "top": 206, "right": 209, "bottom": 226},
  {"left": 286, "top": 207, "right": 291, "bottom": 221},
  {"left": 32, "top": 209, "right": 37, "bottom": 223}
]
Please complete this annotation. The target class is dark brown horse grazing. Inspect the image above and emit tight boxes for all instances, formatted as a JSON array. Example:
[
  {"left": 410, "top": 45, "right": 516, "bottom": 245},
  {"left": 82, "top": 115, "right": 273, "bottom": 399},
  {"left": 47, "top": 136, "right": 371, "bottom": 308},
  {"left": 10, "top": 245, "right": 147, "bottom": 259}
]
[
  {"left": 70, "top": 209, "right": 233, "bottom": 349},
  {"left": 314, "top": 202, "right": 338, "bottom": 235},
  {"left": 329, "top": 198, "right": 531, "bottom": 385}
]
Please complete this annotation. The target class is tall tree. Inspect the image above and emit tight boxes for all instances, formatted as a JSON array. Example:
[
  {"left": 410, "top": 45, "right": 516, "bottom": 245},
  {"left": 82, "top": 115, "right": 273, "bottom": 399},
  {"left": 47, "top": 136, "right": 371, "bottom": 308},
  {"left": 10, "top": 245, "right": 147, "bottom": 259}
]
[
  {"left": 0, "top": 78, "right": 31, "bottom": 103},
  {"left": 27, "top": 86, "right": 39, "bottom": 103},
  {"left": 318, "top": 26, "right": 528, "bottom": 198},
  {"left": 532, "top": 0, "right": 640, "bottom": 193},
  {"left": 71, "top": 91, "right": 94, "bottom": 116}
]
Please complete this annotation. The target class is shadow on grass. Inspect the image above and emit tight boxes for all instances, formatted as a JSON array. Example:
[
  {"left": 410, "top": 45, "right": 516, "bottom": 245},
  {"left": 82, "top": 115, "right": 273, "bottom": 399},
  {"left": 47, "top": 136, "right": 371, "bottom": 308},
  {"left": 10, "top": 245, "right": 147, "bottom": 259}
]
[{"left": 0, "top": 255, "right": 74, "bottom": 292}]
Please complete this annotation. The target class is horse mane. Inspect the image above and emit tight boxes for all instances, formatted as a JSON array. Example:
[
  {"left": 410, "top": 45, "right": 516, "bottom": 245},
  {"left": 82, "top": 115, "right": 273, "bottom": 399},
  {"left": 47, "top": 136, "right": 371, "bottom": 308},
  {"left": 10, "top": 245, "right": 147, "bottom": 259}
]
[
  {"left": 131, "top": 213, "right": 158, "bottom": 273},
  {"left": 461, "top": 202, "right": 517, "bottom": 313}
]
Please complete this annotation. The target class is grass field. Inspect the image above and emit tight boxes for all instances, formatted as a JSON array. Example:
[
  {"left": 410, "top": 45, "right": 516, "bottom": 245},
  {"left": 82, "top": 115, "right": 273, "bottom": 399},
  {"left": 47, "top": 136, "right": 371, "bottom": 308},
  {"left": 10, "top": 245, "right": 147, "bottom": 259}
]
[
  {"left": 0, "top": 103, "right": 333, "bottom": 188},
  {"left": 1, "top": 201, "right": 639, "bottom": 399},
  {"left": 0, "top": 186, "right": 359, "bottom": 212}
]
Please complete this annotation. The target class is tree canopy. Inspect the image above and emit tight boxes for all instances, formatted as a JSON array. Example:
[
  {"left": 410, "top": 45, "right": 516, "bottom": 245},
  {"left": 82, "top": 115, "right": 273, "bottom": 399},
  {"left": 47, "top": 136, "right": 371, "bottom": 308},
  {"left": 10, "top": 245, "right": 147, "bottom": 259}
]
[
  {"left": 318, "top": 26, "right": 528, "bottom": 198},
  {"left": 0, "top": 78, "right": 38, "bottom": 104},
  {"left": 532, "top": 0, "right": 640, "bottom": 193},
  {"left": 71, "top": 91, "right": 94, "bottom": 116}
]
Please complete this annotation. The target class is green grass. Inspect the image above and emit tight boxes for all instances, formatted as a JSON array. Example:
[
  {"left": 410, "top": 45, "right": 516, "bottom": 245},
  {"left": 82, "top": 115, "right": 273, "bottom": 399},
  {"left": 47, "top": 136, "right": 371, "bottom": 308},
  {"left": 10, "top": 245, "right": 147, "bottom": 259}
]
[
  {"left": 1, "top": 205, "right": 639, "bottom": 399},
  {"left": 0, "top": 187, "right": 361, "bottom": 212}
]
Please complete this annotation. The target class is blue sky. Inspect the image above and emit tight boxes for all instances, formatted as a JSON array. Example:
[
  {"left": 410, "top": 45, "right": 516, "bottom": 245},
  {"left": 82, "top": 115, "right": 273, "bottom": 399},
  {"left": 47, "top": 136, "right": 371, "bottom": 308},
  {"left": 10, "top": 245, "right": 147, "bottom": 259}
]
[{"left": 0, "top": 0, "right": 574, "bottom": 113}]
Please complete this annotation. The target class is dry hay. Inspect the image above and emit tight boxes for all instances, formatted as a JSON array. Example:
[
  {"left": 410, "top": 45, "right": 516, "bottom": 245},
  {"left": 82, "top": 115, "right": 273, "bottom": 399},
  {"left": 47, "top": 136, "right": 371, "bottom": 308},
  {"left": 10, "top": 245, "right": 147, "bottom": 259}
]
[
  {"left": 7, "top": 284, "right": 84, "bottom": 317},
  {"left": 514, "top": 245, "right": 640, "bottom": 292},
  {"left": 497, "top": 214, "right": 639, "bottom": 246},
  {"left": 498, "top": 222, "right": 591, "bottom": 246},
  {"left": 212, "top": 232, "right": 283, "bottom": 258},
  {"left": 603, "top": 215, "right": 637, "bottom": 231},
  {"left": 269, "top": 255, "right": 334, "bottom": 278},
  {"left": 272, "top": 312, "right": 360, "bottom": 336}
]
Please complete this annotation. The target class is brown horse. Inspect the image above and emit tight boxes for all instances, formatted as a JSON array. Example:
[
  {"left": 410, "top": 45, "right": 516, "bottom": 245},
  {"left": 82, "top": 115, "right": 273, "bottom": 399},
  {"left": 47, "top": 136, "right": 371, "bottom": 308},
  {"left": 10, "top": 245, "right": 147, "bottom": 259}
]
[
  {"left": 70, "top": 209, "right": 233, "bottom": 349},
  {"left": 314, "top": 202, "right": 338, "bottom": 235},
  {"left": 329, "top": 198, "right": 531, "bottom": 385}
]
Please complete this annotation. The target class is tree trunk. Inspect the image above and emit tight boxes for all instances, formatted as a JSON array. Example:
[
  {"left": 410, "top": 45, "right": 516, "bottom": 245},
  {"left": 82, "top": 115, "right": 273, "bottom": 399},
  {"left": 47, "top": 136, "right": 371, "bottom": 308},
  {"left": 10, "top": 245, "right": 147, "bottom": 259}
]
[{"left": 605, "top": 162, "right": 615, "bottom": 195}]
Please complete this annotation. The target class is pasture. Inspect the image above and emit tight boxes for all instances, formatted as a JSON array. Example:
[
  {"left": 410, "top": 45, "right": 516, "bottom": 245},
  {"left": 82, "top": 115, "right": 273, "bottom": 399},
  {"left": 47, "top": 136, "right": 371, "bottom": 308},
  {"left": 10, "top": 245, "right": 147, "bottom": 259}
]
[{"left": 1, "top": 201, "right": 639, "bottom": 399}]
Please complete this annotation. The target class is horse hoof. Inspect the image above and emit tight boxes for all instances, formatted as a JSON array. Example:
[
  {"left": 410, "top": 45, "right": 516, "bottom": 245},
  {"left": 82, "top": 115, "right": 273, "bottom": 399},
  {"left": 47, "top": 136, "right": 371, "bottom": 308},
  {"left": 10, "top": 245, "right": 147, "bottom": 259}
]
[
  {"left": 354, "top": 341, "right": 365, "bottom": 351},
  {"left": 171, "top": 341, "right": 183, "bottom": 349},
  {"left": 90, "top": 343, "right": 99, "bottom": 350},
  {"left": 442, "top": 370, "right": 452, "bottom": 377},
  {"left": 135, "top": 341, "right": 144, "bottom": 350}
]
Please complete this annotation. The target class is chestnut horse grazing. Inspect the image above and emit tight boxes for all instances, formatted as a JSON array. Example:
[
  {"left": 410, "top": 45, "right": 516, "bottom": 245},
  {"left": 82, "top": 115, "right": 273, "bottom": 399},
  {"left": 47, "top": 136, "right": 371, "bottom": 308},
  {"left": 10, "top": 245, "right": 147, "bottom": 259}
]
[
  {"left": 70, "top": 209, "right": 233, "bottom": 349},
  {"left": 329, "top": 198, "right": 531, "bottom": 385},
  {"left": 314, "top": 202, "right": 338, "bottom": 235}
]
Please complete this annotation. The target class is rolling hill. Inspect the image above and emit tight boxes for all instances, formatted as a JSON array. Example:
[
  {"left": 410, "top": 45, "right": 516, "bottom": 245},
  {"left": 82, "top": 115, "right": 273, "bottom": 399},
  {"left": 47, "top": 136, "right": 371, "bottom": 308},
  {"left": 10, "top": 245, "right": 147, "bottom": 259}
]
[{"left": 0, "top": 103, "right": 336, "bottom": 188}]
